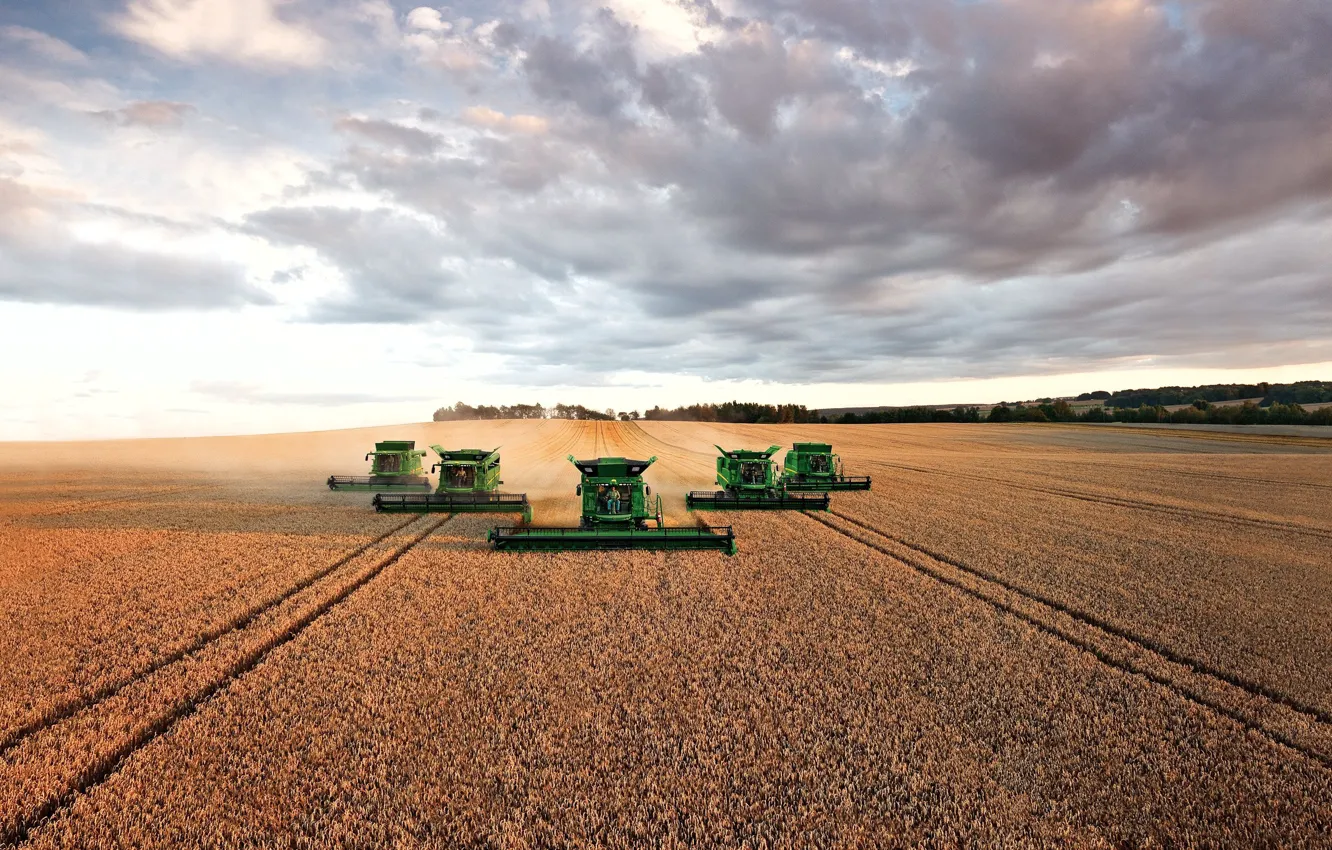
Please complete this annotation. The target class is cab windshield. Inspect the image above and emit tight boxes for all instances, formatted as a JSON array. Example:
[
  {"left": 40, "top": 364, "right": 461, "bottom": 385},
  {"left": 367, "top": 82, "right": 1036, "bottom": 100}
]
[
  {"left": 444, "top": 464, "right": 475, "bottom": 488},
  {"left": 740, "top": 462, "right": 766, "bottom": 485},
  {"left": 809, "top": 455, "right": 830, "bottom": 473},
  {"left": 598, "top": 485, "right": 629, "bottom": 514},
  {"left": 373, "top": 454, "right": 402, "bottom": 473}
]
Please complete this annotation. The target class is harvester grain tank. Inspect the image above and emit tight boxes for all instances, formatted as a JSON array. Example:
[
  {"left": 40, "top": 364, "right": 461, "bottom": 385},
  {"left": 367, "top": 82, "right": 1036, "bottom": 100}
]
[
  {"left": 780, "top": 442, "right": 872, "bottom": 491},
  {"left": 686, "top": 445, "right": 830, "bottom": 511},
  {"left": 489, "top": 455, "right": 737, "bottom": 554},
  {"left": 372, "top": 446, "right": 533, "bottom": 521},
  {"left": 327, "top": 441, "right": 431, "bottom": 491}
]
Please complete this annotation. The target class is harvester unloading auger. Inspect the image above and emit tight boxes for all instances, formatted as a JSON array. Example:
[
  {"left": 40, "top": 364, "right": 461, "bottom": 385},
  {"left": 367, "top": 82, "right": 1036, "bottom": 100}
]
[
  {"left": 489, "top": 455, "right": 737, "bottom": 554},
  {"left": 780, "top": 442, "right": 872, "bottom": 491},
  {"left": 686, "top": 446, "right": 830, "bottom": 511},
  {"left": 327, "top": 441, "right": 431, "bottom": 491},
  {"left": 372, "top": 446, "right": 532, "bottom": 521}
]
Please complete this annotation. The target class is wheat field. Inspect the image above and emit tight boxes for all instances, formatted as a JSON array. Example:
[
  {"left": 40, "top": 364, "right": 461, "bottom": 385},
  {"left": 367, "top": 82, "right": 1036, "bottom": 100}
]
[{"left": 1, "top": 421, "right": 1330, "bottom": 847}]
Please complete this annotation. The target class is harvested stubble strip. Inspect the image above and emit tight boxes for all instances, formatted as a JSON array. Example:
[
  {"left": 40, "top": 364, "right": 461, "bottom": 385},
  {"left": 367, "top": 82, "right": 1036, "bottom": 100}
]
[
  {"left": 0, "top": 516, "right": 443, "bottom": 846},
  {"left": 870, "top": 458, "right": 1332, "bottom": 540},
  {"left": 27, "top": 512, "right": 1332, "bottom": 849},
  {"left": 915, "top": 453, "right": 1332, "bottom": 527}
]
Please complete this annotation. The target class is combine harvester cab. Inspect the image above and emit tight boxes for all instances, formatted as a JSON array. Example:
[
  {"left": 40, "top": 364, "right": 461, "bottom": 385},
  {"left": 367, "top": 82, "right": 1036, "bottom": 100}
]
[
  {"left": 780, "top": 442, "right": 872, "bottom": 492},
  {"left": 489, "top": 455, "right": 737, "bottom": 554},
  {"left": 326, "top": 441, "right": 431, "bottom": 491},
  {"left": 372, "top": 446, "right": 533, "bottom": 521},
  {"left": 686, "top": 446, "right": 830, "bottom": 511}
]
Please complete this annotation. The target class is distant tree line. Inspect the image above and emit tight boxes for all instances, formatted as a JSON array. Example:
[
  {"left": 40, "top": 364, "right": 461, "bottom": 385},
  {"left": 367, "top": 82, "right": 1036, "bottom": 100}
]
[
  {"left": 988, "top": 399, "right": 1332, "bottom": 426},
  {"left": 432, "top": 385, "right": 1332, "bottom": 428},
  {"left": 432, "top": 401, "right": 822, "bottom": 423},
  {"left": 643, "top": 402, "right": 821, "bottom": 424},
  {"left": 433, "top": 402, "right": 622, "bottom": 422},
  {"left": 433, "top": 401, "right": 822, "bottom": 424},
  {"left": 833, "top": 407, "right": 983, "bottom": 424},
  {"left": 1078, "top": 381, "right": 1332, "bottom": 409}
]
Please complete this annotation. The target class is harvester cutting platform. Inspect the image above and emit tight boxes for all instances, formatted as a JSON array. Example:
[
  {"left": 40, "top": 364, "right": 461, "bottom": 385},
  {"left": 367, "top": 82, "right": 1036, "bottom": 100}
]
[
  {"left": 372, "top": 446, "right": 532, "bottom": 521},
  {"left": 687, "top": 446, "right": 830, "bottom": 511},
  {"left": 489, "top": 455, "right": 736, "bottom": 554},
  {"left": 780, "top": 442, "right": 872, "bottom": 491},
  {"left": 327, "top": 441, "right": 431, "bottom": 491}
]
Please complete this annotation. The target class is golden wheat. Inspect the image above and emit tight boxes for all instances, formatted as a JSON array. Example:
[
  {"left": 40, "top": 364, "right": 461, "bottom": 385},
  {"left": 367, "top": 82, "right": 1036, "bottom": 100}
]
[{"left": 1, "top": 421, "right": 1329, "bottom": 847}]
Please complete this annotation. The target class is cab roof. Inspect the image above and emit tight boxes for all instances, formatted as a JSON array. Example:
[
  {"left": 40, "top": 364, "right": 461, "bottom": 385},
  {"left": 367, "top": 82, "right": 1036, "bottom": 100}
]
[
  {"left": 431, "top": 446, "right": 499, "bottom": 463},
  {"left": 790, "top": 442, "right": 833, "bottom": 454},
  {"left": 716, "top": 445, "right": 781, "bottom": 460},
  {"left": 372, "top": 440, "right": 417, "bottom": 452},
  {"left": 567, "top": 456, "right": 657, "bottom": 478}
]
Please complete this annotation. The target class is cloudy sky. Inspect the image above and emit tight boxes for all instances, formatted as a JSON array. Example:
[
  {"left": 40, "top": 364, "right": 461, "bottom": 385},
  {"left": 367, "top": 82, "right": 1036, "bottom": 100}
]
[{"left": 2, "top": 0, "right": 1331, "bottom": 438}]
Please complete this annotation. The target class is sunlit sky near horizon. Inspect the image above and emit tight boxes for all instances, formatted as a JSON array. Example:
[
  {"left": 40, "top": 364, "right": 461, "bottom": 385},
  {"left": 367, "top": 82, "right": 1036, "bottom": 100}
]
[{"left": 2, "top": 0, "right": 1330, "bottom": 439}]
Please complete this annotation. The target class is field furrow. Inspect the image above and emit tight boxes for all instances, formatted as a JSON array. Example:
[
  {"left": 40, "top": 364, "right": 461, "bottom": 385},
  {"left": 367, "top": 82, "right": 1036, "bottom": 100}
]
[
  {"left": 0, "top": 516, "right": 447, "bottom": 847},
  {"left": 18, "top": 511, "right": 1331, "bottom": 848},
  {"left": 810, "top": 510, "right": 1332, "bottom": 762},
  {"left": 1, "top": 420, "right": 1328, "bottom": 846}
]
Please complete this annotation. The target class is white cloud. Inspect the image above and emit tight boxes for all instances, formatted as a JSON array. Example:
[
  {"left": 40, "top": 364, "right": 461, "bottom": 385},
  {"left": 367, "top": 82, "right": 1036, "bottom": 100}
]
[
  {"left": 0, "top": 65, "right": 122, "bottom": 112},
  {"left": 400, "top": 13, "right": 501, "bottom": 73},
  {"left": 0, "top": 26, "right": 89, "bottom": 64},
  {"left": 405, "top": 7, "right": 449, "bottom": 32},
  {"left": 113, "top": 0, "right": 327, "bottom": 68},
  {"left": 460, "top": 106, "right": 549, "bottom": 135},
  {"left": 599, "top": 0, "right": 716, "bottom": 58},
  {"left": 520, "top": 0, "right": 551, "bottom": 21}
]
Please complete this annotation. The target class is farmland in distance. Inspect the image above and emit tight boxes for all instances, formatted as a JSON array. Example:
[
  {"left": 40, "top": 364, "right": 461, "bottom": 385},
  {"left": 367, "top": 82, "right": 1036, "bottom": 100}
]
[{"left": 1, "top": 420, "right": 1330, "bottom": 847}]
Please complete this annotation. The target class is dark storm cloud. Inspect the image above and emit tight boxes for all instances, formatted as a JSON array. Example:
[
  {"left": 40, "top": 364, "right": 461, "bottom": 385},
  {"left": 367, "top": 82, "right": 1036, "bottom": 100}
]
[
  {"left": 244, "top": 205, "right": 461, "bottom": 322},
  {"left": 522, "top": 10, "right": 641, "bottom": 119},
  {"left": 232, "top": 0, "right": 1332, "bottom": 383},
  {"left": 0, "top": 178, "right": 270, "bottom": 309}
]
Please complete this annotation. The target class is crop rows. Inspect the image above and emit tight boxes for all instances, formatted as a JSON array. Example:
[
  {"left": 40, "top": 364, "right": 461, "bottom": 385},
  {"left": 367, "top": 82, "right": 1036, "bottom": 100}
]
[
  {"left": 873, "top": 459, "right": 1332, "bottom": 540},
  {"left": 809, "top": 509, "right": 1332, "bottom": 761},
  {"left": 17, "top": 511, "right": 1330, "bottom": 848},
  {"left": 2, "top": 421, "right": 1329, "bottom": 846},
  {"left": 0, "top": 508, "right": 409, "bottom": 740},
  {"left": 0, "top": 515, "right": 448, "bottom": 846},
  {"left": 829, "top": 456, "right": 1332, "bottom": 716}
]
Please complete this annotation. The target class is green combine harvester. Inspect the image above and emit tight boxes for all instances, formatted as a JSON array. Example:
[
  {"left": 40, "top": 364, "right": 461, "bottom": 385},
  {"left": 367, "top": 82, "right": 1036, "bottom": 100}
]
[
  {"left": 371, "top": 446, "right": 532, "bottom": 521},
  {"left": 686, "top": 446, "right": 830, "bottom": 511},
  {"left": 780, "top": 442, "right": 872, "bottom": 491},
  {"left": 326, "top": 440, "right": 431, "bottom": 491},
  {"left": 489, "top": 455, "right": 737, "bottom": 554}
]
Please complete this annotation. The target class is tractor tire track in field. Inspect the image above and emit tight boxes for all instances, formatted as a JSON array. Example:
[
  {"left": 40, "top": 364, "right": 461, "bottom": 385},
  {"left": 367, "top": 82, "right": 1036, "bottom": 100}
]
[
  {"left": 528, "top": 419, "right": 581, "bottom": 459},
  {"left": 0, "top": 515, "right": 449, "bottom": 848},
  {"left": 806, "top": 511, "right": 1332, "bottom": 769},
  {"left": 0, "top": 515, "right": 421, "bottom": 758},
  {"left": 874, "top": 461, "right": 1332, "bottom": 541},
  {"left": 617, "top": 424, "right": 712, "bottom": 475},
  {"left": 623, "top": 422, "right": 716, "bottom": 465}
]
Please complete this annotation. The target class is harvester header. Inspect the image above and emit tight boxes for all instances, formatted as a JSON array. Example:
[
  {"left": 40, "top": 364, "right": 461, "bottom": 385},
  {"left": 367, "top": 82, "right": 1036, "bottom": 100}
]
[
  {"left": 781, "top": 442, "right": 872, "bottom": 492},
  {"left": 372, "top": 444, "right": 531, "bottom": 521},
  {"left": 687, "top": 445, "right": 830, "bottom": 511},
  {"left": 488, "top": 454, "right": 735, "bottom": 554},
  {"left": 327, "top": 440, "right": 431, "bottom": 491}
]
